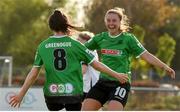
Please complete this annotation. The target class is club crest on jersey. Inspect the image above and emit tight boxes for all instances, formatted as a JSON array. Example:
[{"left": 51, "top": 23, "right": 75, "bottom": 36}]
[{"left": 101, "top": 49, "right": 121, "bottom": 55}]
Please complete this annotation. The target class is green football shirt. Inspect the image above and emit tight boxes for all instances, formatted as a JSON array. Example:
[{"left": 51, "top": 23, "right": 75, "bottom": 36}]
[
  {"left": 85, "top": 32, "right": 146, "bottom": 83},
  {"left": 33, "top": 35, "right": 94, "bottom": 96}
]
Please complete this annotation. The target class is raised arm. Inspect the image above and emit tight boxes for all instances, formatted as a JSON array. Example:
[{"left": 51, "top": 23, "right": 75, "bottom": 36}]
[
  {"left": 140, "top": 51, "right": 175, "bottom": 79},
  {"left": 9, "top": 67, "right": 40, "bottom": 108}
]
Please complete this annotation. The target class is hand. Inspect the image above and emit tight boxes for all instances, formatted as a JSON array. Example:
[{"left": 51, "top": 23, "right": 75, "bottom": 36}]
[
  {"left": 115, "top": 73, "right": 129, "bottom": 84},
  {"left": 164, "top": 66, "right": 175, "bottom": 79},
  {"left": 9, "top": 94, "right": 23, "bottom": 108}
]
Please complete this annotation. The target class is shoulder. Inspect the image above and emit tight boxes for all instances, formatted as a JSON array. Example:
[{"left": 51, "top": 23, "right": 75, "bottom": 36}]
[
  {"left": 37, "top": 37, "right": 50, "bottom": 49},
  {"left": 70, "top": 37, "right": 84, "bottom": 46},
  {"left": 93, "top": 32, "right": 108, "bottom": 41},
  {"left": 122, "top": 32, "right": 138, "bottom": 41},
  {"left": 122, "top": 32, "right": 135, "bottom": 38},
  {"left": 95, "top": 32, "right": 108, "bottom": 37},
  {"left": 68, "top": 37, "right": 87, "bottom": 50}
]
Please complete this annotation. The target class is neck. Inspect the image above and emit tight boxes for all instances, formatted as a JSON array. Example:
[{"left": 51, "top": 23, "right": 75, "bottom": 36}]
[
  {"left": 109, "top": 30, "right": 122, "bottom": 36},
  {"left": 54, "top": 31, "right": 66, "bottom": 36},
  {"left": 109, "top": 31, "right": 122, "bottom": 36}
]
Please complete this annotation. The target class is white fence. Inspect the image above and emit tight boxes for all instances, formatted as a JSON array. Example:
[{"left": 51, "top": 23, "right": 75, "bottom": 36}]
[
  {"left": 0, "top": 87, "right": 179, "bottom": 111},
  {"left": 0, "top": 87, "right": 48, "bottom": 111}
]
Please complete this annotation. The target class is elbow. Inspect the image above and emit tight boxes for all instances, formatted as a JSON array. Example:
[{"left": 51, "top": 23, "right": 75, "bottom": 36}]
[{"left": 28, "top": 68, "right": 39, "bottom": 81}]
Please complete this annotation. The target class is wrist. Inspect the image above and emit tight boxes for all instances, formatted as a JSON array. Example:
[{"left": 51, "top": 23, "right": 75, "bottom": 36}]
[{"left": 162, "top": 65, "right": 168, "bottom": 70}]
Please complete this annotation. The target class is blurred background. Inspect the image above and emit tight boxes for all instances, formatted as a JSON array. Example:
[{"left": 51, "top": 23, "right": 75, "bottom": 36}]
[{"left": 0, "top": 0, "right": 179, "bottom": 110}]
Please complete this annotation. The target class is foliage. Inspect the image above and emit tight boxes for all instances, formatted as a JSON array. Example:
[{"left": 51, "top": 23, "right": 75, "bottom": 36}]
[
  {"left": 84, "top": 0, "right": 175, "bottom": 34},
  {"left": 132, "top": 25, "right": 145, "bottom": 44},
  {"left": 8, "top": 18, "right": 51, "bottom": 66},
  {"left": 155, "top": 33, "right": 176, "bottom": 77},
  {"left": 161, "top": 8, "right": 180, "bottom": 70},
  {"left": 0, "top": 0, "right": 67, "bottom": 67},
  {"left": 0, "top": 0, "right": 48, "bottom": 55}
]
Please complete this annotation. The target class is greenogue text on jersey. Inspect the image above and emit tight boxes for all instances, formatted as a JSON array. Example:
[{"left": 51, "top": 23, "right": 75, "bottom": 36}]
[{"left": 45, "top": 42, "right": 72, "bottom": 48}]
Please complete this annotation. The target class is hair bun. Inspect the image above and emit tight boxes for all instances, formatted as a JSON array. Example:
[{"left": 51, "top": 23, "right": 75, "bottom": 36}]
[{"left": 54, "top": 10, "right": 61, "bottom": 15}]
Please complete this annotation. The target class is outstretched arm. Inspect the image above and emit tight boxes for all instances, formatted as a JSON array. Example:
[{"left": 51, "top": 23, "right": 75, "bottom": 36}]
[
  {"left": 90, "top": 60, "right": 128, "bottom": 83},
  {"left": 140, "top": 51, "right": 175, "bottom": 79},
  {"left": 9, "top": 67, "right": 40, "bottom": 108}
]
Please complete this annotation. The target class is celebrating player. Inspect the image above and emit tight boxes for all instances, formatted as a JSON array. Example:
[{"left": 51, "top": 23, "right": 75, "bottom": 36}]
[{"left": 81, "top": 7, "right": 175, "bottom": 111}]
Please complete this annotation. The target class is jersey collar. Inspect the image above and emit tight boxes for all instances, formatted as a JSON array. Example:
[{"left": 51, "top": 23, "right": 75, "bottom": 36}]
[
  {"left": 108, "top": 32, "right": 122, "bottom": 38},
  {"left": 50, "top": 35, "right": 67, "bottom": 38}
]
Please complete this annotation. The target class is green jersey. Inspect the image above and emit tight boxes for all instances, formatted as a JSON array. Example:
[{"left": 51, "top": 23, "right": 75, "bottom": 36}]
[
  {"left": 33, "top": 35, "right": 94, "bottom": 96},
  {"left": 85, "top": 32, "right": 146, "bottom": 83}
]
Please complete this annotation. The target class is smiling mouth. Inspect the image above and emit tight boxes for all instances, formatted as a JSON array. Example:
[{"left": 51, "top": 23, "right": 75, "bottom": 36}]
[
  {"left": 108, "top": 25, "right": 116, "bottom": 29},
  {"left": 108, "top": 27, "right": 115, "bottom": 30}
]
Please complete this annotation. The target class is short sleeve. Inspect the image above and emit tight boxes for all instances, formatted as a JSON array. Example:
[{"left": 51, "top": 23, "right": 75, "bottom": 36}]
[
  {"left": 128, "top": 34, "right": 146, "bottom": 58},
  {"left": 76, "top": 42, "right": 95, "bottom": 64},
  {"left": 85, "top": 34, "right": 100, "bottom": 50},
  {"left": 33, "top": 48, "right": 43, "bottom": 67}
]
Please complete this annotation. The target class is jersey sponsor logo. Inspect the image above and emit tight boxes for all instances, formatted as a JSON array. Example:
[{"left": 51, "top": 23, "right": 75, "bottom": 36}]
[
  {"left": 65, "top": 83, "right": 73, "bottom": 93},
  {"left": 58, "top": 84, "right": 65, "bottom": 93},
  {"left": 101, "top": 49, "right": 121, "bottom": 55},
  {"left": 49, "top": 83, "right": 74, "bottom": 94},
  {"left": 49, "top": 84, "right": 58, "bottom": 94}
]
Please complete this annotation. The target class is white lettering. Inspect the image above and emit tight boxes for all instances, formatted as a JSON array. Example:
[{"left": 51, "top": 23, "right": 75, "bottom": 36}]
[{"left": 45, "top": 42, "right": 71, "bottom": 48}]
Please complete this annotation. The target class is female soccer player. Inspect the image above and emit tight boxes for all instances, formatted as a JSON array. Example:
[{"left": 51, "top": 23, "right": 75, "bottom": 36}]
[
  {"left": 9, "top": 9, "right": 128, "bottom": 111},
  {"left": 81, "top": 7, "right": 175, "bottom": 111}
]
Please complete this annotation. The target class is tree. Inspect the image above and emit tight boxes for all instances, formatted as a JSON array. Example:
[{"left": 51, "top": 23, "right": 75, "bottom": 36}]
[
  {"left": 0, "top": 0, "right": 48, "bottom": 55},
  {"left": 155, "top": 33, "right": 176, "bottom": 77},
  {"left": 0, "top": 0, "right": 67, "bottom": 67},
  {"left": 160, "top": 8, "right": 180, "bottom": 70}
]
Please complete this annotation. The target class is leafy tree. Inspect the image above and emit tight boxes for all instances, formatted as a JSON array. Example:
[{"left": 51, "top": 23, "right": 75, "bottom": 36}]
[
  {"left": 0, "top": 0, "right": 67, "bottom": 67},
  {"left": 155, "top": 33, "right": 176, "bottom": 77},
  {"left": 0, "top": 0, "right": 48, "bottom": 55},
  {"left": 160, "top": 8, "right": 180, "bottom": 70},
  {"left": 84, "top": 0, "right": 175, "bottom": 34},
  {"left": 8, "top": 17, "right": 51, "bottom": 67}
]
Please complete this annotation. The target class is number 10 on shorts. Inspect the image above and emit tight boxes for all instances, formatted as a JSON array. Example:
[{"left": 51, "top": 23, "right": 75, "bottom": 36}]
[{"left": 114, "top": 87, "right": 126, "bottom": 98}]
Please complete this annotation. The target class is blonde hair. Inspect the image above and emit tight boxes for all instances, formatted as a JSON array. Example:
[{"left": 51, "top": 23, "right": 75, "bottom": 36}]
[{"left": 105, "top": 7, "right": 130, "bottom": 32}]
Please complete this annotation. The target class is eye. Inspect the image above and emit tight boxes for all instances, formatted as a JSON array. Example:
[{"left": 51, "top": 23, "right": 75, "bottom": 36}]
[
  {"left": 112, "top": 19, "right": 117, "bottom": 22},
  {"left": 106, "top": 19, "right": 111, "bottom": 22}
]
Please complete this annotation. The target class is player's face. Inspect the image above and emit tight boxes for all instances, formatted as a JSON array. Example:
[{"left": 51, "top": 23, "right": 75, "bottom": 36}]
[{"left": 105, "top": 13, "right": 121, "bottom": 35}]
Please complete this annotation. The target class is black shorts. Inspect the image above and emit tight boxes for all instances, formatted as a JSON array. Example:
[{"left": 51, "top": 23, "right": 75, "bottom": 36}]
[
  {"left": 44, "top": 95, "right": 83, "bottom": 111},
  {"left": 85, "top": 78, "right": 131, "bottom": 107},
  {"left": 46, "top": 102, "right": 82, "bottom": 111}
]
